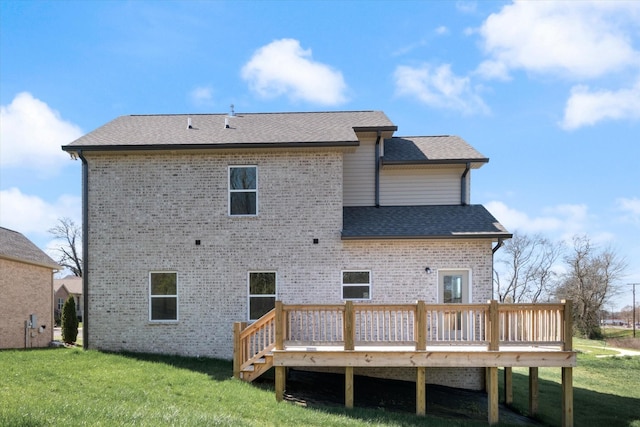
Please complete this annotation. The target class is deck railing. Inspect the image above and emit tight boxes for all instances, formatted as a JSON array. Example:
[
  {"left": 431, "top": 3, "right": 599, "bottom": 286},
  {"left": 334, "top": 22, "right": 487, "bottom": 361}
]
[{"left": 234, "top": 300, "right": 572, "bottom": 377}]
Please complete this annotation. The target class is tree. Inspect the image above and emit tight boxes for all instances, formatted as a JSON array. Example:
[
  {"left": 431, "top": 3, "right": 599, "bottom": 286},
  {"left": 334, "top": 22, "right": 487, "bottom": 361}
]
[
  {"left": 494, "top": 232, "right": 562, "bottom": 303},
  {"left": 555, "top": 235, "right": 627, "bottom": 339},
  {"left": 49, "top": 217, "right": 82, "bottom": 277},
  {"left": 61, "top": 295, "right": 79, "bottom": 344}
]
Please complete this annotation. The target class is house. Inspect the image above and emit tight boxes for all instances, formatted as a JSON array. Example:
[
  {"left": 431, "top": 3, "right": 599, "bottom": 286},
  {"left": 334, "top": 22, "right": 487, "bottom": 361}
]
[
  {"left": 62, "top": 109, "right": 513, "bottom": 384},
  {"left": 54, "top": 275, "right": 83, "bottom": 323},
  {"left": 62, "top": 111, "right": 578, "bottom": 425},
  {"left": 0, "top": 227, "right": 59, "bottom": 349}
]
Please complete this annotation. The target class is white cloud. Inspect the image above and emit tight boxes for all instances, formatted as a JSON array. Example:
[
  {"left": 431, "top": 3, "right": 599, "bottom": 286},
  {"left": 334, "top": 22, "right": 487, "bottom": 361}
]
[
  {"left": 617, "top": 197, "right": 640, "bottom": 226},
  {"left": 477, "top": 1, "right": 640, "bottom": 80},
  {"left": 394, "top": 63, "right": 489, "bottom": 115},
  {"left": 0, "top": 92, "right": 83, "bottom": 174},
  {"left": 560, "top": 80, "right": 640, "bottom": 129},
  {"left": 435, "top": 26, "right": 449, "bottom": 36},
  {"left": 189, "top": 86, "right": 214, "bottom": 106},
  {"left": 241, "top": 39, "right": 348, "bottom": 105},
  {"left": 0, "top": 187, "right": 81, "bottom": 238},
  {"left": 486, "top": 201, "right": 591, "bottom": 241}
]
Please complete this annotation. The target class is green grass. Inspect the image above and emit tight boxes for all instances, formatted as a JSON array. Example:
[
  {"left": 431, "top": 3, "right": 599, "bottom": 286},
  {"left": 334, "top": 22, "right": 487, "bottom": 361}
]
[
  {"left": 0, "top": 348, "right": 515, "bottom": 427},
  {"left": 1, "top": 345, "right": 638, "bottom": 427},
  {"left": 501, "top": 353, "right": 640, "bottom": 427}
]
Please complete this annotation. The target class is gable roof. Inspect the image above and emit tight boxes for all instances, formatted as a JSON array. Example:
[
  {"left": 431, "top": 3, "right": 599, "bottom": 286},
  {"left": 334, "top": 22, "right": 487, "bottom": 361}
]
[
  {"left": 62, "top": 111, "right": 397, "bottom": 152},
  {"left": 54, "top": 275, "right": 82, "bottom": 294},
  {"left": 342, "top": 205, "right": 511, "bottom": 240},
  {"left": 383, "top": 136, "right": 489, "bottom": 167},
  {"left": 0, "top": 227, "right": 59, "bottom": 269}
]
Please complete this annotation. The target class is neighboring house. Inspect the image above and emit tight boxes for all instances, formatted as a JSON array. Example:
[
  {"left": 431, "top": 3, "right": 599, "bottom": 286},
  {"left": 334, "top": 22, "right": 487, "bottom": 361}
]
[
  {"left": 0, "top": 227, "right": 59, "bottom": 349},
  {"left": 54, "top": 275, "right": 83, "bottom": 323},
  {"left": 62, "top": 111, "right": 511, "bottom": 390}
]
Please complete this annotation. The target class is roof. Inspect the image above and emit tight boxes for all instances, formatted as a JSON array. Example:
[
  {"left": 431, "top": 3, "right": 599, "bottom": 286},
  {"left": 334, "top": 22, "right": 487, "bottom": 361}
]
[
  {"left": 62, "top": 111, "right": 397, "bottom": 152},
  {"left": 54, "top": 275, "right": 82, "bottom": 294},
  {"left": 383, "top": 136, "right": 489, "bottom": 166},
  {"left": 0, "top": 227, "right": 59, "bottom": 269},
  {"left": 341, "top": 205, "right": 512, "bottom": 240}
]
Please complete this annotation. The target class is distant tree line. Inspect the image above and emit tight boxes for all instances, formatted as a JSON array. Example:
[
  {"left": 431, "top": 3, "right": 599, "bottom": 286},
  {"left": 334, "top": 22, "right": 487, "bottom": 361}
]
[{"left": 494, "top": 232, "right": 627, "bottom": 339}]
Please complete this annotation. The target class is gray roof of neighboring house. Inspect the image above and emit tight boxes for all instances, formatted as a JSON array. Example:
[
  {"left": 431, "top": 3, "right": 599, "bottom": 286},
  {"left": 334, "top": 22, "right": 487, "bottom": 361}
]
[
  {"left": 0, "top": 227, "right": 59, "bottom": 269},
  {"left": 62, "top": 111, "right": 397, "bottom": 151},
  {"left": 54, "top": 275, "right": 82, "bottom": 294},
  {"left": 383, "top": 136, "right": 489, "bottom": 166},
  {"left": 342, "top": 205, "right": 511, "bottom": 240}
]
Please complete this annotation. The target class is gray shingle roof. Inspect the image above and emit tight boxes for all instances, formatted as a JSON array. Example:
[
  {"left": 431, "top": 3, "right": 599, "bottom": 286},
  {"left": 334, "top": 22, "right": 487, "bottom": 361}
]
[
  {"left": 383, "top": 136, "right": 488, "bottom": 165},
  {"left": 54, "top": 275, "right": 82, "bottom": 294},
  {"left": 0, "top": 227, "right": 59, "bottom": 269},
  {"left": 342, "top": 205, "right": 511, "bottom": 240},
  {"left": 63, "top": 111, "right": 396, "bottom": 151}
]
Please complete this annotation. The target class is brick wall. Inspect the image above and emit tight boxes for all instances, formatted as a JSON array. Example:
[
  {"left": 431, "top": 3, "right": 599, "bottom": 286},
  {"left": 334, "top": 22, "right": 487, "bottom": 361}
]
[
  {"left": 0, "top": 258, "right": 54, "bottom": 349},
  {"left": 85, "top": 149, "right": 493, "bottom": 389}
]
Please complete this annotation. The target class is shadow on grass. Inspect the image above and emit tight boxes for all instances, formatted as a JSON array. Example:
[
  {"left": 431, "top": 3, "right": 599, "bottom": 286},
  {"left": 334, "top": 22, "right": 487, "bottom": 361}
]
[
  {"left": 115, "top": 350, "right": 233, "bottom": 382},
  {"left": 501, "top": 369, "right": 640, "bottom": 427}
]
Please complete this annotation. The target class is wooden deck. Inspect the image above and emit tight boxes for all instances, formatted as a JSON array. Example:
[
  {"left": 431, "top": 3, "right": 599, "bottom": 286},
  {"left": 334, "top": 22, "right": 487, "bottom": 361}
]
[{"left": 234, "top": 300, "right": 576, "bottom": 426}]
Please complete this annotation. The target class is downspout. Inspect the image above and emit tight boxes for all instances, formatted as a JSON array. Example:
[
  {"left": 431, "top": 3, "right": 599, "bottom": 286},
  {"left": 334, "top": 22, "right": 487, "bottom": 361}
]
[
  {"left": 460, "top": 162, "right": 471, "bottom": 205},
  {"left": 78, "top": 150, "right": 89, "bottom": 350},
  {"left": 491, "top": 238, "right": 505, "bottom": 302},
  {"left": 375, "top": 131, "right": 381, "bottom": 208}
]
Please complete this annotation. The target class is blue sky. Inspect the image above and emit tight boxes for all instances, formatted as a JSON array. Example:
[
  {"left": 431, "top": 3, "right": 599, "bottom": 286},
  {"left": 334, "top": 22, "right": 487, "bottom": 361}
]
[{"left": 1, "top": 1, "right": 639, "bottom": 310}]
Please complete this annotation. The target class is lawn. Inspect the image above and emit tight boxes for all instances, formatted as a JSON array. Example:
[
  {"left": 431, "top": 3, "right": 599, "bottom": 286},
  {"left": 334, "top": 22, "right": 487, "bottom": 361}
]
[{"left": 1, "top": 343, "right": 638, "bottom": 427}]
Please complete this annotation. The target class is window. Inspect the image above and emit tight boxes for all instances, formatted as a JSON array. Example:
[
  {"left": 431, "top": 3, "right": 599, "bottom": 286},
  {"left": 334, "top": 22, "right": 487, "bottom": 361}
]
[
  {"left": 149, "top": 272, "right": 178, "bottom": 321},
  {"left": 57, "top": 298, "right": 64, "bottom": 311},
  {"left": 248, "top": 272, "right": 276, "bottom": 321},
  {"left": 229, "top": 166, "right": 257, "bottom": 216},
  {"left": 342, "top": 271, "right": 371, "bottom": 300}
]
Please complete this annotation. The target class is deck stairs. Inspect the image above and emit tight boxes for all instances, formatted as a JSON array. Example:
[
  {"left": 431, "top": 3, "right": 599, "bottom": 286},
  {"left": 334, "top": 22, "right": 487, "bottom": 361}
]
[{"left": 234, "top": 309, "right": 276, "bottom": 382}]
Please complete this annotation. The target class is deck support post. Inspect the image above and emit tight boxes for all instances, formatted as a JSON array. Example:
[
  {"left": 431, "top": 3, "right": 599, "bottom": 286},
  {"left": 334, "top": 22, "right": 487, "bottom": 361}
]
[
  {"left": 487, "top": 366, "right": 499, "bottom": 425},
  {"left": 488, "top": 300, "right": 499, "bottom": 351},
  {"left": 275, "top": 366, "right": 286, "bottom": 402},
  {"left": 345, "top": 366, "right": 354, "bottom": 409},
  {"left": 232, "top": 322, "right": 246, "bottom": 379},
  {"left": 529, "top": 367, "right": 539, "bottom": 416},
  {"left": 504, "top": 367, "right": 513, "bottom": 405},
  {"left": 416, "top": 367, "right": 426, "bottom": 416},
  {"left": 562, "top": 367, "right": 573, "bottom": 427}
]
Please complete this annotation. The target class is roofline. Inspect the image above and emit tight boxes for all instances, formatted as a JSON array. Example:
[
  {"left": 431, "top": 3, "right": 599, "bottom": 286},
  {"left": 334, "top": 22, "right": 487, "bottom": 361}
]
[
  {"left": 0, "top": 254, "right": 60, "bottom": 270},
  {"left": 341, "top": 232, "right": 513, "bottom": 241},
  {"left": 382, "top": 158, "right": 490, "bottom": 166},
  {"left": 62, "top": 140, "right": 360, "bottom": 153}
]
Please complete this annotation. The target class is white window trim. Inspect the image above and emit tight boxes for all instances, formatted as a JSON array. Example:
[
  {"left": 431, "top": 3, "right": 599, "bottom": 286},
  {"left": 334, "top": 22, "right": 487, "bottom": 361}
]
[
  {"left": 228, "top": 165, "right": 258, "bottom": 216},
  {"left": 341, "top": 270, "right": 372, "bottom": 301},
  {"left": 149, "top": 271, "right": 179, "bottom": 323},
  {"left": 436, "top": 268, "right": 472, "bottom": 303},
  {"left": 247, "top": 271, "right": 277, "bottom": 322}
]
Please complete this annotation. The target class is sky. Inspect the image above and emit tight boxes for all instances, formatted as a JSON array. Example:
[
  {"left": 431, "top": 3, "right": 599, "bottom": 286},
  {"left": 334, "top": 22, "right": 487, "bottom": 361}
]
[{"left": 1, "top": 0, "right": 639, "bottom": 310}]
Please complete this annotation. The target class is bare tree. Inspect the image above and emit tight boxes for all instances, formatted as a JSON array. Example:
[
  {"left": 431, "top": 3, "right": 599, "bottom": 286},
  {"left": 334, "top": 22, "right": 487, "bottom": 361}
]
[
  {"left": 555, "top": 235, "right": 627, "bottom": 339},
  {"left": 494, "top": 232, "right": 562, "bottom": 303},
  {"left": 49, "top": 217, "right": 82, "bottom": 277}
]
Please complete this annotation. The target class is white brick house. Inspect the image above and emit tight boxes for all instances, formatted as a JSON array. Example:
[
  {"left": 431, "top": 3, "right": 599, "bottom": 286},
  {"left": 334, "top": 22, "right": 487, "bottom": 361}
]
[{"left": 62, "top": 111, "right": 510, "bottom": 389}]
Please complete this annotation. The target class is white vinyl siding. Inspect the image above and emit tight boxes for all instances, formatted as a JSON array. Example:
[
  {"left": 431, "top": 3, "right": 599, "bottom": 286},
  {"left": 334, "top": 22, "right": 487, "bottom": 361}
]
[
  {"left": 343, "top": 139, "right": 375, "bottom": 206},
  {"left": 379, "top": 167, "right": 463, "bottom": 206}
]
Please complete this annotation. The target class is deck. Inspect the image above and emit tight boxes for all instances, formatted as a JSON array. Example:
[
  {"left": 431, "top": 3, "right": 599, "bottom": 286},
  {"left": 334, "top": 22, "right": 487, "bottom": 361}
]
[{"left": 234, "top": 300, "right": 576, "bottom": 426}]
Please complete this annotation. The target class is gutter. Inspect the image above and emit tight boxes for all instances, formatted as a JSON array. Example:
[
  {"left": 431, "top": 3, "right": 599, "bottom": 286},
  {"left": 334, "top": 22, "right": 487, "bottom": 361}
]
[
  {"left": 61, "top": 140, "right": 361, "bottom": 153},
  {"left": 461, "top": 162, "right": 471, "bottom": 206},
  {"left": 78, "top": 150, "right": 89, "bottom": 350},
  {"left": 375, "top": 131, "right": 381, "bottom": 208},
  {"left": 492, "top": 238, "right": 505, "bottom": 254}
]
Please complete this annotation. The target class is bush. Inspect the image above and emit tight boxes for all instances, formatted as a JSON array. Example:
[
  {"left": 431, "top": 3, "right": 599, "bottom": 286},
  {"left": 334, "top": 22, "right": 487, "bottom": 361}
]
[{"left": 61, "top": 296, "right": 79, "bottom": 344}]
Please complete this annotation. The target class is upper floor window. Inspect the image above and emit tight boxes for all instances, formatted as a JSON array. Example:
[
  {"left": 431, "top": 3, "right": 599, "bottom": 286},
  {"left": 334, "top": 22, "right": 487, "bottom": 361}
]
[
  {"left": 149, "top": 271, "right": 178, "bottom": 322},
  {"left": 342, "top": 270, "right": 371, "bottom": 300},
  {"left": 229, "top": 166, "right": 257, "bottom": 216}
]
